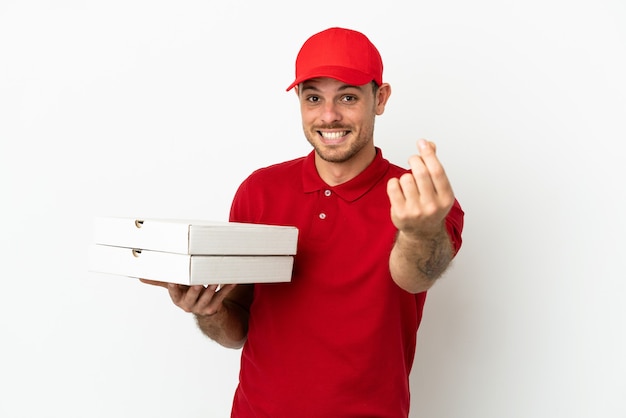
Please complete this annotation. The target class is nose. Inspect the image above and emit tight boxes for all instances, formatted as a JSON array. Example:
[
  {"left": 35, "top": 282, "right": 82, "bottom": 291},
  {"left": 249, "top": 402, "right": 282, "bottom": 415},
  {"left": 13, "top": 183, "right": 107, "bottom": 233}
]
[{"left": 320, "top": 101, "right": 342, "bottom": 124}]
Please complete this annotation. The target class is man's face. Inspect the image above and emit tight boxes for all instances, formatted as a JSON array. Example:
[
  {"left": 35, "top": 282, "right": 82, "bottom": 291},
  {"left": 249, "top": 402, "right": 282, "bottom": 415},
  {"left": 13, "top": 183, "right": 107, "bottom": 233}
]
[{"left": 297, "top": 77, "right": 389, "bottom": 164}]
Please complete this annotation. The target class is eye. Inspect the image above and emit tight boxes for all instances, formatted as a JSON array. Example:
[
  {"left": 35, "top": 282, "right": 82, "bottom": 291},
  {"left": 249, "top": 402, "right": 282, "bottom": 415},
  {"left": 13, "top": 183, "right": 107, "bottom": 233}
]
[
  {"left": 341, "top": 95, "right": 357, "bottom": 103},
  {"left": 306, "top": 95, "right": 320, "bottom": 103}
]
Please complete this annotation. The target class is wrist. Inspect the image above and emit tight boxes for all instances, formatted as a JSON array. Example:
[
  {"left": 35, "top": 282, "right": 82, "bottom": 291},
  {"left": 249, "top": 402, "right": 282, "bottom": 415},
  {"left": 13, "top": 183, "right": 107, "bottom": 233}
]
[{"left": 397, "top": 223, "right": 445, "bottom": 243}]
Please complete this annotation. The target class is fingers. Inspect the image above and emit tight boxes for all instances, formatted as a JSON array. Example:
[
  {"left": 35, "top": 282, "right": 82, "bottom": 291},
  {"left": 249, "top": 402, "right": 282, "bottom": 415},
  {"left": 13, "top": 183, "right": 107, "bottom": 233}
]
[
  {"left": 202, "top": 284, "right": 237, "bottom": 311},
  {"left": 386, "top": 177, "right": 406, "bottom": 207},
  {"left": 407, "top": 140, "right": 436, "bottom": 196},
  {"left": 387, "top": 140, "right": 435, "bottom": 206},
  {"left": 140, "top": 278, "right": 239, "bottom": 317},
  {"left": 411, "top": 139, "right": 452, "bottom": 197},
  {"left": 387, "top": 139, "right": 455, "bottom": 235},
  {"left": 168, "top": 283, "right": 204, "bottom": 307},
  {"left": 169, "top": 283, "right": 238, "bottom": 316},
  {"left": 168, "top": 284, "right": 210, "bottom": 312},
  {"left": 418, "top": 138, "right": 436, "bottom": 153},
  {"left": 402, "top": 140, "right": 454, "bottom": 207}
]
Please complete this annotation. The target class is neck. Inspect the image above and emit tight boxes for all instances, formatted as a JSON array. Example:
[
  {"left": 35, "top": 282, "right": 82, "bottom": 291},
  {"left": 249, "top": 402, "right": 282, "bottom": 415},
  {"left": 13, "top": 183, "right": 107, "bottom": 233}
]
[{"left": 314, "top": 145, "right": 377, "bottom": 186}]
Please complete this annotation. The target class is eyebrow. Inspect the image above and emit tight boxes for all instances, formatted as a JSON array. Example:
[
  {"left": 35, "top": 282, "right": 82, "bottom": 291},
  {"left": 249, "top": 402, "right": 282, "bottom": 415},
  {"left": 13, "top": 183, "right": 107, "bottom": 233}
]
[{"left": 300, "top": 82, "right": 364, "bottom": 93}]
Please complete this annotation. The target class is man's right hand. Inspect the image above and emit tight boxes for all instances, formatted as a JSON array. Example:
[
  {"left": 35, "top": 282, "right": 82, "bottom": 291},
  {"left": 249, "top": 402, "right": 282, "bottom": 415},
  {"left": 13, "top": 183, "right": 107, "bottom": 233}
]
[{"left": 140, "top": 279, "right": 238, "bottom": 317}]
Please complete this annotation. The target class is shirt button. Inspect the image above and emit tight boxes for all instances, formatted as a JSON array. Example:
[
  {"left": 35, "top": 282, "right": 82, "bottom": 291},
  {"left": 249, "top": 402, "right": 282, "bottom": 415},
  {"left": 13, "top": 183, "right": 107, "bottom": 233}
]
[
  {"left": 324, "top": 190, "right": 332, "bottom": 197},
  {"left": 319, "top": 213, "right": 326, "bottom": 219}
]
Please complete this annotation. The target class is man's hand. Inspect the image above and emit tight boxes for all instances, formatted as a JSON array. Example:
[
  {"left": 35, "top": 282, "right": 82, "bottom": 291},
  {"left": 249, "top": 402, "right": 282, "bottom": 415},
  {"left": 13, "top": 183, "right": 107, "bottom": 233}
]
[
  {"left": 140, "top": 279, "right": 251, "bottom": 348},
  {"left": 386, "top": 139, "right": 455, "bottom": 238},
  {"left": 386, "top": 139, "right": 456, "bottom": 293},
  {"left": 139, "top": 279, "right": 237, "bottom": 317}
]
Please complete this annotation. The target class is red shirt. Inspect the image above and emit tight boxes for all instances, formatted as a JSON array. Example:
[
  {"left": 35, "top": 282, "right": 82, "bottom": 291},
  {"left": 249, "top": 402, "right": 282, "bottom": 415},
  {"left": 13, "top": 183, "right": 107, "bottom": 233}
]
[{"left": 229, "top": 149, "right": 464, "bottom": 418}]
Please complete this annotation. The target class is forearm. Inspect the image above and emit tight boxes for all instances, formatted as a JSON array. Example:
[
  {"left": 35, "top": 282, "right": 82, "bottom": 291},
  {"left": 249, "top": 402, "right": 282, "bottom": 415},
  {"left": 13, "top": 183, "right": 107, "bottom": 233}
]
[
  {"left": 194, "top": 299, "right": 249, "bottom": 349},
  {"left": 389, "top": 224, "right": 454, "bottom": 294}
]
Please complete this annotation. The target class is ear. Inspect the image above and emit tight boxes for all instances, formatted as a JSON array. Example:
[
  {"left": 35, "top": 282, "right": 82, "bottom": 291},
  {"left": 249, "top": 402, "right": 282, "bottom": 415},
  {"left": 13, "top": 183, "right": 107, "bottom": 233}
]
[{"left": 375, "top": 83, "right": 391, "bottom": 115}]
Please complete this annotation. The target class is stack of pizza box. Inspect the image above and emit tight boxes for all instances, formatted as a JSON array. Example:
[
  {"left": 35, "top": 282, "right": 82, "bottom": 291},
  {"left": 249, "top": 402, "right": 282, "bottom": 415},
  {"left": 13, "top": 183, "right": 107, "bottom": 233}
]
[{"left": 88, "top": 216, "right": 298, "bottom": 285}]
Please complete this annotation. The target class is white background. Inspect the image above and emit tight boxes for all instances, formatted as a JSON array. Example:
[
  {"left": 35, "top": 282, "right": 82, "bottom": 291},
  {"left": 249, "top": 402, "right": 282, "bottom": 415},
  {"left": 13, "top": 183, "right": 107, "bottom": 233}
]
[{"left": 1, "top": 1, "right": 625, "bottom": 417}]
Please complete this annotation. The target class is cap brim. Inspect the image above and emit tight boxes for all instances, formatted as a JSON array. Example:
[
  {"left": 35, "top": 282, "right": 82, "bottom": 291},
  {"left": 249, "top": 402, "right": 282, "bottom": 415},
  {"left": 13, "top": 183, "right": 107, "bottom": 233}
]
[{"left": 286, "top": 66, "right": 376, "bottom": 91}]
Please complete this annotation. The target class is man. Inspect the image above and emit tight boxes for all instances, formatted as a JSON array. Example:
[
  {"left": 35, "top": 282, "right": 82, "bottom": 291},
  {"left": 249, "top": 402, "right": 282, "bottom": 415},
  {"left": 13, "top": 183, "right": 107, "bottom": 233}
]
[{"left": 143, "top": 27, "right": 464, "bottom": 417}]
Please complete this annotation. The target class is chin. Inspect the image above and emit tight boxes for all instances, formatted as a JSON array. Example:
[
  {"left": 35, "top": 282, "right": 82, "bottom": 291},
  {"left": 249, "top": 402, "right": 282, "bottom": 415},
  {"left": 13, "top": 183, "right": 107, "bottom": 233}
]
[{"left": 315, "top": 146, "right": 357, "bottom": 163}]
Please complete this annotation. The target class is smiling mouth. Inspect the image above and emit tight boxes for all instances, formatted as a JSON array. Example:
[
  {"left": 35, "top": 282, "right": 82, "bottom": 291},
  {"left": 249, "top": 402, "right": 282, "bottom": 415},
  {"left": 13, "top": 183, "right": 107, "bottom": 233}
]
[{"left": 319, "top": 131, "right": 349, "bottom": 141}]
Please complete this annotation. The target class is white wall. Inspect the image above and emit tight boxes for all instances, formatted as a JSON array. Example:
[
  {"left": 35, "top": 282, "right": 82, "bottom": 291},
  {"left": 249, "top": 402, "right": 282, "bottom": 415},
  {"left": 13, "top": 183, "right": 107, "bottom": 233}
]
[{"left": 1, "top": 1, "right": 624, "bottom": 417}]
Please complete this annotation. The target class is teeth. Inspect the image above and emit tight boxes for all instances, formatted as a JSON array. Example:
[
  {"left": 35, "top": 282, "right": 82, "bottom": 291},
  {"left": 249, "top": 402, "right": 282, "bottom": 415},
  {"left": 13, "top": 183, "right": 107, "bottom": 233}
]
[{"left": 321, "top": 131, "right": 347, "bottom": 139}]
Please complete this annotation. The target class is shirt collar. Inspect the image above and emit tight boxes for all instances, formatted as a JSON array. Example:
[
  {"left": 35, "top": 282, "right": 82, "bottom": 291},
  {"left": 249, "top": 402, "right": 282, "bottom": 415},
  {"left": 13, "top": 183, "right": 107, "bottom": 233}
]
[{"left": 302, "top": 147, "right": 390, "bottom": 202}]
